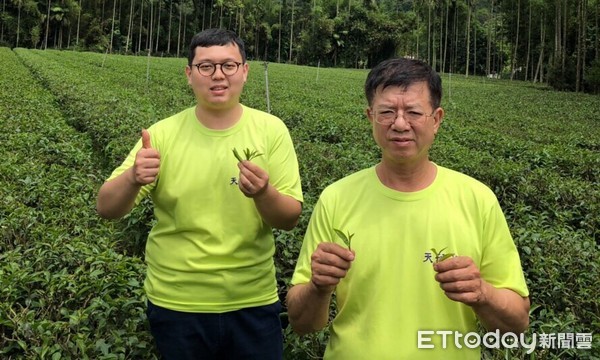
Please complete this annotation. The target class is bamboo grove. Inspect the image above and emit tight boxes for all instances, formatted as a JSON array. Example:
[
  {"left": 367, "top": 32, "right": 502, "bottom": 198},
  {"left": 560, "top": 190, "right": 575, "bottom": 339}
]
[{"left": 1, "top": 1, "right": 599, "bottom": 89}]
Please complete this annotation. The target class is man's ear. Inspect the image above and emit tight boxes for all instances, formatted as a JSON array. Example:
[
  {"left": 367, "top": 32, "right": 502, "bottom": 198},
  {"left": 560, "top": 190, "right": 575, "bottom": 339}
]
[
  {"left": 185, "top": 65, "right": 193, "bottom": 85},
  {"left": 366, "top": 108, "right": 375, "bottom": 124},
  {"left": 432, "top": 107, "right": 444, "bottom": 134}
]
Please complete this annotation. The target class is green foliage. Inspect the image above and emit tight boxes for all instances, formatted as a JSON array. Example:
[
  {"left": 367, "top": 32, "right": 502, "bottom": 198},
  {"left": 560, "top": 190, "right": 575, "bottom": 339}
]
[
  {"left": 0, "top": 47, "right": 157, "bottom": 359},
  {"left": 584, "top": 59, "right": 600, "bottom": 94},
  {"left": 547, "top": 57, "right": 578, "bottom": 91},
  {"left": 2, "top": 49, "right": 599, "bottom": 359}
]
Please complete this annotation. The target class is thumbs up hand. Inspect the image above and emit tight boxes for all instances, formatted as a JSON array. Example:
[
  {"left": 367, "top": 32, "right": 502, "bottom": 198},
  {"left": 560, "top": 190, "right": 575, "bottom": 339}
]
[
  {"left": 141, "top": 128, "right": 152, "bottom": 149},
  {"left": 133, "top": 129, "right": 160, "bottom": 185}
]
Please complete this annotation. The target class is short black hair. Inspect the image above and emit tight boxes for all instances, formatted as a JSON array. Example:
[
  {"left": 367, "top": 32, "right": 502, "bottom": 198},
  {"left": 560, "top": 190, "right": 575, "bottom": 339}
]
[
  {"left": 188, "top": 28, "right": 246, "bottom": 66},
  {"left": 364, "top": 58, "right": 442, "bottom": 109}
]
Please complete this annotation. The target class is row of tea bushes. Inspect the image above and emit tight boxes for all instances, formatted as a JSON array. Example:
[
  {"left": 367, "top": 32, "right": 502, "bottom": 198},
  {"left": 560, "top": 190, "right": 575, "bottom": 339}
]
[{"left": 0, "top": 48, "right": 159, "bottom": 359}]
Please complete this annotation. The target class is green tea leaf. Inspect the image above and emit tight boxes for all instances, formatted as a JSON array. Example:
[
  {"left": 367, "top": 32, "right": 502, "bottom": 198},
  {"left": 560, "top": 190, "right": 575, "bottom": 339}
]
[
  {"left": 431, "top": 247, "right": 446, "bottom": 259},
  {"left": 232, "top": 148, "right": 243, "bottom": 162},
  {"left": 334, "top": 228, "right": 354, "bottom": 251},
  {"left": 235, "top": 147, "right": 263, "bottom": 161},
  {"left": 436, "top": 253, "right": 454, "bottom": 263},
  {"left": 333, "top": 228, "right": 349, "bottom": 246}
]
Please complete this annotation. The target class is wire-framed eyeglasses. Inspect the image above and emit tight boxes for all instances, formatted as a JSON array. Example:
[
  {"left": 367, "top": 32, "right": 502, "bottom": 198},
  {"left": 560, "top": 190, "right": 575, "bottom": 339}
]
[
  {"left": 371, "top": 109, "right": 435, "bottom": 126},
  {"left": 192, "top": 61, "right": 243, "bottom": 77}
]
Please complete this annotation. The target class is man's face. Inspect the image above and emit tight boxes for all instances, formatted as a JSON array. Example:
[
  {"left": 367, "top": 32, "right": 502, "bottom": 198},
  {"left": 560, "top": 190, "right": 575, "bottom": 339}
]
[
  {"left": 185, "top": 43, "right": 248, "bottom": 110},
  {"left": 366, "top": 81, "right": 443, "bottom": 166}
]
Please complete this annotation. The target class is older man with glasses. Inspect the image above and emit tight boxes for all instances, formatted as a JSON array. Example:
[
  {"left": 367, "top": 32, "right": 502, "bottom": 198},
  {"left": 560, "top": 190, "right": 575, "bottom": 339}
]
[
  {"left": 286, "top": 57, "right": 530, "bottom": 359},
  {"left": 96, "top": 28, "right": 303, "bottom": 360}
]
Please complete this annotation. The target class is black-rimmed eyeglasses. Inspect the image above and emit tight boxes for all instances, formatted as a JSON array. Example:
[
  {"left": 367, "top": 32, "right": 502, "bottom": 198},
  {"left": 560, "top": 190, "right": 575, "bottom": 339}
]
[{"left": 191, "top": 61, "right": 243, "bottom": 77}]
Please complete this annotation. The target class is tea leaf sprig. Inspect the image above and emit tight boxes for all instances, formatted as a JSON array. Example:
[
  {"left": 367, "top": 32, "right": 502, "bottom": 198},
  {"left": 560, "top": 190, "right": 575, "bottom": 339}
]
[
  {"left": 334, "top": 228, "right": 354, "bottom": 251},
  {"left": 232, "top": 147, "right": 263, "bottom": 162},
  {"left": 431, "top": 247, "right": 455, "bottom": 263}
]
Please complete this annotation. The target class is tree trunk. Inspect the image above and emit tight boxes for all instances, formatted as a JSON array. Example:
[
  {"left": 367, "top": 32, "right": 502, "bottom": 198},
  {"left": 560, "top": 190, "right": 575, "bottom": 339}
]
[
  {"left": 443, "top": 0, "right": 449, "bottom": 73},
  {"left": 465, "top": 0, "right": 471, "bottom": 76},
  {"left": 473, "top": 5, "right": 477, "bottom": 76},
  {"left": 576, "top": 0, "right": 582, "bottom": 91},
  {"left": 554, "top": 0, "right": 561, "bottom": 70},
  {"left": 510, "top": 0, "right": 520, "bottom": 81},
  {"left": 594, "top": 1, "right": 600, "bottom": 61},
  {"left": 0, "top": 0, "right": 5, "bottom": 44},
  {"left": 126, "top": 0, "right": 134, "bottom": 53},
  {"left": 44, "top": 0, "right": 51, "bottom": 49},
  {"left": 414, "top": 0, "right": 419, "bottom": 59},
  {"left": 219, "top": 1, "right": 224, "bottom": 28},
  {"left": 486, "top": 0, "right": 494, "bottom": 75},
  {"left": 183, "top": 7, "right": 187, "bottom": 54},
  {"left": 167, "top": 0, "right": 172, "bottom": 53},
  {"left": 147, "top": 0, "right": 153, "bottom": 53},
  {"left": 498, "top": 16, "right": 503, "bottom": 74},
  {"left": 452, "top": 1, "right": 458, "bottom": 73},
  {"left": 525, "top": 0, "right": 531, "bottom": 81},
  {"left": 16, "top": 2, "right": 21, "bottom": 47},
  {"left": 427, "top": 1, "right": 432, "bottom": 64},
  {"left": 278, "top": 2, "right": 282, "bottom": 63},
  {"left": 562, "top": 0, "right": 567, "bottom": 71},
  {"left": 155, "top": 0, "right": 162, "bottom": 53},
  {"left": 177, "top": 2, "right": 182, "bottom": 57},
  {"left": 289, "top": 0, "right": 295, "bottom": 63},
  {"left": 576, "top": 0, "right": 588, "bottom": 92},
  {"left": 76, "top": 0, "right": 82, "bottom": 46},
  {"left": 534, "top": 14, "right": 545, "bottom": 83},
  {"left": 138, "top": 1, "right": 144, "bottom": 54},
  {"left": 202, "top": 1, "right": 206, "bottom": 30},
  {"left": 439, "top": 2, "right": 444, "bottom": 72},
  {"left": 238, "top": 6, "right": 243, "bottom": 37},
  {"left": 110, "top": 0, "right": 117, "bottom": 52},
  {"left": 58, "top": 22, "right": 63, "bottom": 48},
  {"left": 209, "top": 0, "right": 213, "bottom": 29}
]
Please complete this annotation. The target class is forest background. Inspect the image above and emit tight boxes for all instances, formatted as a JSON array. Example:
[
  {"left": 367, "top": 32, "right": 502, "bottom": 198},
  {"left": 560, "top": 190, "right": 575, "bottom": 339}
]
[{"left": 2, "top": 0, "right": 600, "bottom": 93}]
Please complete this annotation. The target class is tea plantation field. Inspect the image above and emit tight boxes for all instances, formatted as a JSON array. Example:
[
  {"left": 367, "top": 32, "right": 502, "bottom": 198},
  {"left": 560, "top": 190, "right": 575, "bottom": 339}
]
[{"left": 1, "top": 47, "right": 598, "bottom": 359}]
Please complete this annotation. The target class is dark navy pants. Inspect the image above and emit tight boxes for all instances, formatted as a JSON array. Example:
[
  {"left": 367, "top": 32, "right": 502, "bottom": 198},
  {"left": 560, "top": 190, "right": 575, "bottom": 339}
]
[{"left": 147, "top": 300, "right": 283, "bottom": 360}]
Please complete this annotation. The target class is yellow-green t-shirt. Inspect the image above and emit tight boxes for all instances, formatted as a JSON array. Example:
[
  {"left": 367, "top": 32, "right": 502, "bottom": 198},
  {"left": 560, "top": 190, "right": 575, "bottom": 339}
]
[
  {"left": 108, "top": 105, "right": 303, "bottom": 312},
  {"left": 291, "top": 165, "right": 528, "bottom": 359}
]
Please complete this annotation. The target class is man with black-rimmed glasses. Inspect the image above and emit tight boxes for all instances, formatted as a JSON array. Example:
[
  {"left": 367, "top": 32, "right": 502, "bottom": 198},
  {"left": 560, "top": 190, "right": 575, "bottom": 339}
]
[{"left": 97, "top": 28, "right": 303, "bottom": 360}]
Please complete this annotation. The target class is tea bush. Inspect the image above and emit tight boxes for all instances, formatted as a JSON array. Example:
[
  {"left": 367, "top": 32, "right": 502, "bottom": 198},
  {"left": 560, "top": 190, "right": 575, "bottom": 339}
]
[{"left": 2, "top": 48, "right": 598, "bottom": 359}]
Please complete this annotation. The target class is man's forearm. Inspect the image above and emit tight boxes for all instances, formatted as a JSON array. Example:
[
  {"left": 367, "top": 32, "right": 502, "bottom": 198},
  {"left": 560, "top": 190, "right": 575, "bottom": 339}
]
[
  {"left": 286, "top": 283, "right": 332, "bottom": 335},
  {"left": 473, "top": 281, "right": 530, "bottom": 333},
  {"left": 253, "top": 185, "right": 301, "bottom": 230},
  {"left": 96, "top": 168, "right": 141, "bottom": 219}
]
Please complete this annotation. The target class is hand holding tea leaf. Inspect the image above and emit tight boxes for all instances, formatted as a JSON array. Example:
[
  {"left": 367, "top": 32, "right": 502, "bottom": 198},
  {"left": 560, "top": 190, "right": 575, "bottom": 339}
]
[
  {"left": 233, "top": 147, "right": 263, "bottom": 162},
  {"left": 236, "top": 155, "right": 269, "bottom": 198},
  {"left": 433, "top": 256, "right": 489, "bottom": 307},
  {"left": 431, "top": 247, "right": 455, "bottom": 263},
  {"left": 334, "top": 229, "right": 354, "bottom": 251},
  {"left": 310, "top": 242, "right": 355, "bottom": 294}
]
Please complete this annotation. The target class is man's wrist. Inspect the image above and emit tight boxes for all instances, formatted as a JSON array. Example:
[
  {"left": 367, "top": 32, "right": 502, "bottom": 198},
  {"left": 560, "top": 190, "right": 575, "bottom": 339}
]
[
  {"left": 126, "top": 167, "right": 143, "bottom": 187},
  {"left": 309, "top": 278, "right": 335, "bottom": 297}
]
